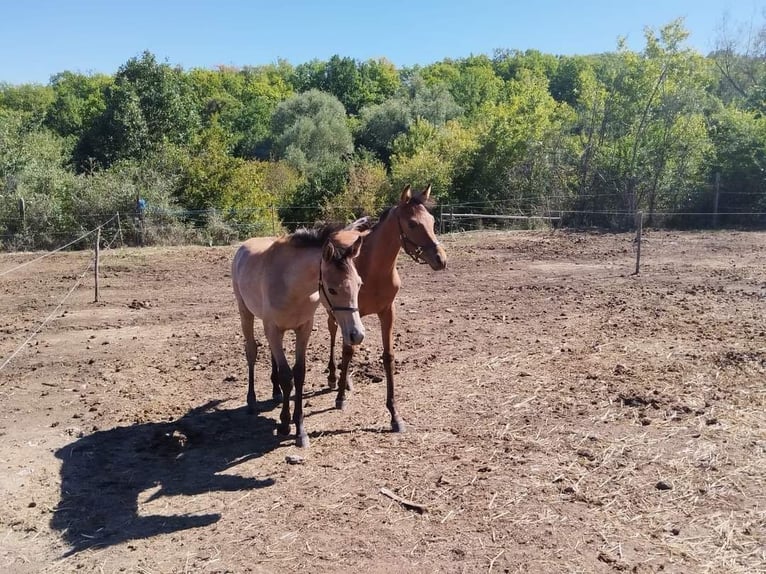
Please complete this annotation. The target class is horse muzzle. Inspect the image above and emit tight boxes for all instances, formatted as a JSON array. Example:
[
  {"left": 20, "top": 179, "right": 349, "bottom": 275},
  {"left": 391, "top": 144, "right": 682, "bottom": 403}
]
[
  {"left": 427, "top": 245, "right": 448, "bottom": 271},
  {"left": 338, "top": 314, "right": 365, "bottom": 346},
  {"left": 345, "top": 325, "right": 365, "bottom": 346}
]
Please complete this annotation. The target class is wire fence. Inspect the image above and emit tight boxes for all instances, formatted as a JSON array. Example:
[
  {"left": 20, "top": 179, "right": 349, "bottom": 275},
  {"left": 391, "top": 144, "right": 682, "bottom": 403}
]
[
  {"left": 2, "top": 203, "right": 764, "bottom": 373},
  {"left": 0, "top": 217, "right": 120, "bottom": 372},
  {"left": 3, "top": 203, "right": 766, "bottom": 253}
]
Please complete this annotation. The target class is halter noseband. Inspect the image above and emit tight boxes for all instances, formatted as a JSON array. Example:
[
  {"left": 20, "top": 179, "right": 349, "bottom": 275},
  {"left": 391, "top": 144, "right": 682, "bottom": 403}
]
[
  {"left": 318, "top": 260, "right": 358, "bottom": 315},
  {"left": 397, "top": 210, "right": 441, "bottom": 265}
]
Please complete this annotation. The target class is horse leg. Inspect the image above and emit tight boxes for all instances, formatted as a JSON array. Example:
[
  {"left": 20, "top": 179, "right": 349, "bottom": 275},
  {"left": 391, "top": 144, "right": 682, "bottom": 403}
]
[
  {"left": 270, "top": 353, "right": 283, "bottom": 402},
  {"left": 379, "top": 305, "right": 405, "bottom": 432},
  {"left": 335, "top": 344, "right": 355, "bottom": 410},
  {"left": 264, "top": 324, "right": 292, "bottom": 436},
  {"left": 292, "top": 321, "right": 312, "bottom": 448},
  {"left": 237, "top": 301, "right": 259, "bottom": 414},
  {"left": 327, "top": 314, "right": 338, "bottom": 389}
]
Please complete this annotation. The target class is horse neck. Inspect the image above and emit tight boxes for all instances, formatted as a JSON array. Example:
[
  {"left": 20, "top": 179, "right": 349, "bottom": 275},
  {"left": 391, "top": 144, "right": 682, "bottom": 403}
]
[
  {"left": 283, "top": 243, "right": 322, "bottom": 296},
  {"left": 358, "top": 206, "right": 402, "bottom": 278}
]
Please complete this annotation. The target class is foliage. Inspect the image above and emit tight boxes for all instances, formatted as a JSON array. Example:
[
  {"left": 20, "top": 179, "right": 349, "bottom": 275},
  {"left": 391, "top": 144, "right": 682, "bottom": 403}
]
[
  {"left": 271, "top": 89, "right": 353, "bottom": 171},
  {"left": 4, "top": 16, "right": 766, "bottom": 251},
  {"left": 322, "top": 157, "right": 392, "bottom": 221}
]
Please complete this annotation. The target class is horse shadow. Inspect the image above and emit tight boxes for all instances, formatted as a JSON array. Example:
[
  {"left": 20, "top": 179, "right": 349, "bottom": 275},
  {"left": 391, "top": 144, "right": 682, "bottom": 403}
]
[{"left": 50, "top": 399, "right": 281, "bottom": 556}]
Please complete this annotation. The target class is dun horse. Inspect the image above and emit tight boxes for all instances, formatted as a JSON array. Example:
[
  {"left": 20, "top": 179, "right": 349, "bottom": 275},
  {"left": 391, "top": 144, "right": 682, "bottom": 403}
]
[
  {"left": 326, "top": 185, "right": 447, "bottom": 432},
  {"left": 232, "top": 222, "right": 369, "bottom": 447}
]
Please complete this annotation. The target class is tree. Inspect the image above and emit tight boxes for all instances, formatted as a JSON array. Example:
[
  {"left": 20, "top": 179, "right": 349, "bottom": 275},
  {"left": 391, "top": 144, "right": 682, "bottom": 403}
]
[
  {"left": 270, "top": 90, "right": 353, "bottom": 220},
  {"left": 711, "top": 11, "right": 766, "bottom": 110},
  {"left": 356, "top": 98, "right": 411, "bottom": 164},
  {"left": 569, "top": 20, "right": 713, "bottom": 225},
  {"left": 419, "top": 55, "right": 502, "bottom": 116},
  {"left": 390, "top": 119, "right": 479, "bottom": 205},
  {"left": 292, "top": 56, "right": 401, "bottom": 115},
  {"left": 75, "top": 51, "right": 199, "bottom": 169},
  {"left": 45, "top": 72, "right": 111, "bottom": 139},
  {"left": 355, "top": 73, "right": 463, "bottom": 166},
  {"left": 271, "top": 89, "right": 353, "bottom": 169},
  {"left": 706, "top": 106, "right": 766, "bottom": 224},
  {"left": 455, "top": 70, "right": 571, "bottom": 211},
  {"left": 0, "top": 83, "right": 54, "bottom": 123}
]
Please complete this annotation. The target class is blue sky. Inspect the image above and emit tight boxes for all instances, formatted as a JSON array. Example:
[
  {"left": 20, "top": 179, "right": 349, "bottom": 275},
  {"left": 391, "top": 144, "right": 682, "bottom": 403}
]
[{"left": 1, "top": 0, "right": 763, "bottom": 85}]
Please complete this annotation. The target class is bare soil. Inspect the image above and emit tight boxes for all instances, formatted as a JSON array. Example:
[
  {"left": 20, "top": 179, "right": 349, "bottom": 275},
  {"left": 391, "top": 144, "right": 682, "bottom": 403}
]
[{"left": 0, "top": 230, "right": 764, "bottom": 574}]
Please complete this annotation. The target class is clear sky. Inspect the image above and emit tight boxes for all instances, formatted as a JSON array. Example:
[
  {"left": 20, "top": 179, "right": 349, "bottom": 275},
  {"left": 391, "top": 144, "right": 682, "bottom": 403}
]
[{"left": 0, "top": 0, "right": 763, "bottom": 85}]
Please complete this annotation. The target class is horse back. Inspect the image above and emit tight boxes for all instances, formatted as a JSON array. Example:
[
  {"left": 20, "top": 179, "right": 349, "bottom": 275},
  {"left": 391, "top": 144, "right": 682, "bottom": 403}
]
[
  {"left": 232, "top": 237, "right": 320, "bottom": 327},
  {"left": 232, "top": 237, "right": 276, "bottom": 319}
]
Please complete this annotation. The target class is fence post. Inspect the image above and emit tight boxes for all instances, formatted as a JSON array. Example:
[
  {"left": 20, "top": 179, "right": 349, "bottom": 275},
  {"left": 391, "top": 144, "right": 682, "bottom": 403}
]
[
  {"left": 94, "top": 227, "right": 101, "bottom": 302},
  {"left": 439, "top": 204, "right": 444, "bottom": 235},
  {"left": 271, "top": 205, "right": 276, "bottom": 235},
  {"left": 18, "top": 197, "right": 26, "bottom": 229},
  {"left": 116, "top": 212, "right": 124, "bottom": 247},
  {"left": 633, "top": 211, "right": 643, "bottom": 275},
  {"left": 450, "top": 206, "right": 454, "bottom": 234},
  {"left": 713, "top": 172, "right": 720, "bottom": 228}
]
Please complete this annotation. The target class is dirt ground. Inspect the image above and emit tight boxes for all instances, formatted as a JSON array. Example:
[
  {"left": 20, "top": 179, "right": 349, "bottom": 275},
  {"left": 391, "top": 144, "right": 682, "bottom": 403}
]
[{"left": 0, "top": 229, "right": 764, "bottom": 574}]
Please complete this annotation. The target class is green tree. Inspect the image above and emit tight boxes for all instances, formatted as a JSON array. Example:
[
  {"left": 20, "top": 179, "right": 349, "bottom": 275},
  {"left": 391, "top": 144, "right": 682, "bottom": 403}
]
[
  {"left": 355, "top": 98, "right": 411, "bottom": 164},
  {"left": 455, "top": 70, "right": 571, "bottom": 212},
  {"left": 45, "top": 72, "right": 111, "bottom": 139},
  {"left": 570, "top": 20, "right": 712, "bottom": 225},
  {"left": 292, "top": 56, "right": 400, "bottom": 115},
  {"left": 707, "top": 106, "right": 766, "bottom": 223},
  {"left": 419, "top": 55, "right": 502, "bottom": 116},
  {"left": 0, "top": 83, "right": 54, "bottom": 123},
  {"left": 75, "top": 51, "right": 199, "bottom": 169},
  {"left": 271, "top": 89, "right": 353, "bottom": 169}
]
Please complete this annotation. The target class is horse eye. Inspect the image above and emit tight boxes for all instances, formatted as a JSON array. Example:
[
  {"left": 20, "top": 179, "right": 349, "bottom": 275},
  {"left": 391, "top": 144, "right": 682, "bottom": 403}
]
[
  {"left": 328, "top": 288, "right": 338, "bottom": 295},
  {"left": 408, "top": 221, "right": 417, "bottom": 229}
]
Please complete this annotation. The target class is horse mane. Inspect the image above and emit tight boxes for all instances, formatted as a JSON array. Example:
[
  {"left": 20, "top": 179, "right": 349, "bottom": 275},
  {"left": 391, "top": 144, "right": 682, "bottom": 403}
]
[{"left": 288, "top": 224, "right": 344, "bottom": 248}]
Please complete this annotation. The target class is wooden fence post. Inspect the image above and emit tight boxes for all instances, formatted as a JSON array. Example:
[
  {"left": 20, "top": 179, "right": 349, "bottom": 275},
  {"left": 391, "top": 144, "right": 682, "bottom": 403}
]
[
  {"left": 713, "top": 172, "right": 720, "bottom": 228},
  {"left": 116, "top": 212, "right": 124, "bottom": 247},
  {"left": 271, "top": 205, "right": 276, "bottom": 235},
  {"left": 94, "top": 227, "right": 101, "bottom": 302},
  {"left": 633, "top": 211, "right": 643, "bottom": 275},
  {"left": 18, "top": 197, "right": 26, "bottom": 229}
]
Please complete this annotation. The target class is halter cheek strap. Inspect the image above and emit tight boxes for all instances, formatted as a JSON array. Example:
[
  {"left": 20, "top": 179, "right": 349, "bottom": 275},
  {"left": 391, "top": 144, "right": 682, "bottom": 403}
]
[{"left": 318, "top": 263, "right": 358, "bottom": 314}]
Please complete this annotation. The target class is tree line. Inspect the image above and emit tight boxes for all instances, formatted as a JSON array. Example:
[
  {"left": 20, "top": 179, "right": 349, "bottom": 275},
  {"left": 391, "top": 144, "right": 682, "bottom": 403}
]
[{"left": 1, "top": 18, "right": 765, "bottom": 249}]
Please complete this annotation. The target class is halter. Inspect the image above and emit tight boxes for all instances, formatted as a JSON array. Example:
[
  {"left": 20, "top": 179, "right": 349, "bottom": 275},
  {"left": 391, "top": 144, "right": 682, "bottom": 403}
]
[
  {"left": 397, "top": 210, "right": 441, "bottom": 265},
  {"left": 318, "top": 260, "right": 358, "bottom": 315}
]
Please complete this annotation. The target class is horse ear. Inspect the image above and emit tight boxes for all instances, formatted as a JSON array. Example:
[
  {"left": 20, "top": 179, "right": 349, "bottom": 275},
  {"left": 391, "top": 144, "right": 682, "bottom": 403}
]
[
  {"left": 422, "top": 184, "right": 432, "bottom": 200},
  {"left": 346, "top": 216, "right": 375, "bottom": 233},
  {"left": 349, "top": 235, "right": 365, "bottom": 259},
  {"left": 400, "top": 185, "right": 412, "bottom": 204},
  {"left": 322, "top": 242, "right": 336, "bottom": 262}
]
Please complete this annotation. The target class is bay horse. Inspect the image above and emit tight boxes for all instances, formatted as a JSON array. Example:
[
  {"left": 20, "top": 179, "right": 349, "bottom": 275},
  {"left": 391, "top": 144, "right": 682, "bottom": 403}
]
[
  {"left": 326, "top": 184, "right": 447, "bottom": 432},
  {"left": 232, "top": 222, "right": 369, "bottom": 447}
]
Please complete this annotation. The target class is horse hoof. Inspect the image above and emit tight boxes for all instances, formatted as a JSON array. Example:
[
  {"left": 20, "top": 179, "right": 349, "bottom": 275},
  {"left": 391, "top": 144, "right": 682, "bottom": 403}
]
[
  {"left": 296, "top": 433, "right": 310, "bottom": 448},
  {"left": 246, "top": 401, "right": 257, "bottom": 415},
  {"left": 277, "top": 423, "right": 291, "bottom": 436},
  {"left": 327, "top": 377, "right": 337, "bottom": 390},
  {"left": 391, "top": 418, "right": 406, "bottom": 433},
  {"left": 272, "top": 392, "right": 284, "bottom": 403},
  {"left": 335, "top": 399, "right": 346, "bottom": 410}
]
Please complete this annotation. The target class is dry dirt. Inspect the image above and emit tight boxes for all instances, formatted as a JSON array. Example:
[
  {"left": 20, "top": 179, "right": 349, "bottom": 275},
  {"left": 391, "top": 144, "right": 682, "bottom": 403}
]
[{"left": 0, "top": 230, "right": 764, "bottom": 574}]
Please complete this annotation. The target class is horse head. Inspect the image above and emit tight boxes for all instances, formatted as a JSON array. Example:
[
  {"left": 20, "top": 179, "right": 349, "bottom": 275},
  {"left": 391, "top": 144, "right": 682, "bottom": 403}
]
[
  {"left": 319, "top": 228, "right": 369, "bottom": 346},
  {"left": 396, "top": 184, "right": 447, "bottom": 270}
]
